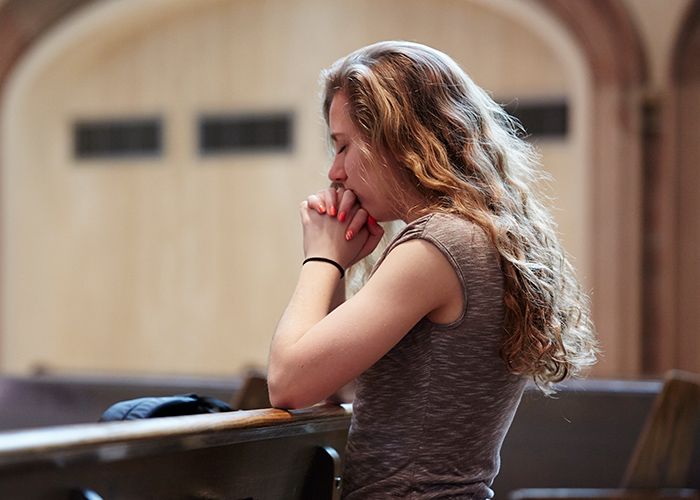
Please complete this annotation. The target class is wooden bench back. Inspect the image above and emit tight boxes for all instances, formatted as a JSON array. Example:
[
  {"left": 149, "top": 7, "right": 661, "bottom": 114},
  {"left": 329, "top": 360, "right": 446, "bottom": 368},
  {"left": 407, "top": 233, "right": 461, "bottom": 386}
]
[
  {"left": 506, "top": 371, "right": 700, "bottom": 499},
  {"left": 0, "top": 404, "right": 351, "bottom": 499},
  {"left": 624, "top": 370, "right": 700, "bottom": 489}
]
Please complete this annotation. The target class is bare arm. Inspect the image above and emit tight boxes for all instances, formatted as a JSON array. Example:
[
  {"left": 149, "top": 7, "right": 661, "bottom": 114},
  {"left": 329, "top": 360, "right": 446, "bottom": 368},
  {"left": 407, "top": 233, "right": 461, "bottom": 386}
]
[
  {"left": 330, "top": 279, "right": 346, "bottom": 312},
  {"left": 268, "top": 237, "right": 461, "bottom": 409}
]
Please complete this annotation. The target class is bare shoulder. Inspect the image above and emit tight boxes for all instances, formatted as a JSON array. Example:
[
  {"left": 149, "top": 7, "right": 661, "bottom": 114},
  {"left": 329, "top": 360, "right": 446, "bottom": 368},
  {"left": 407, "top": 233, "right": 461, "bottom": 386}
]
[
  {"left": 362, "top": 237, "right": 463, "bottom": 324},
  {"left": 373, "top": 237, "right": 455, "bottom": 282}
]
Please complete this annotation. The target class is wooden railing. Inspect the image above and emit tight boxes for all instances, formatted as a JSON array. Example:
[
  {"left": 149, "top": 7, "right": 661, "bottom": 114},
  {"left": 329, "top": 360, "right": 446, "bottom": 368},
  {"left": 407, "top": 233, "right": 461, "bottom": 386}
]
[{"left": 0, "top": 404, "right": 351, "bottom": 499}]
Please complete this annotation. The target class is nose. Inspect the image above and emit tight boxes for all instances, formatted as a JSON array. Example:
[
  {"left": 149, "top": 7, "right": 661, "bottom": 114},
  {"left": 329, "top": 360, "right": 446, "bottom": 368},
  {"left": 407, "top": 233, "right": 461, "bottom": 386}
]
[{"left": 328, "top": 156, "right": 346, "bottom": 185}]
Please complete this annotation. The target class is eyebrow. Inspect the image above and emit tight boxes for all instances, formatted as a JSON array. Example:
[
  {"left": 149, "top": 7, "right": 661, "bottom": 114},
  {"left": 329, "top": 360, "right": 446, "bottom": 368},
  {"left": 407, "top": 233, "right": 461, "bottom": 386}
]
[{"left": 330, "top": 133, "right": 346, "bottom": 143}]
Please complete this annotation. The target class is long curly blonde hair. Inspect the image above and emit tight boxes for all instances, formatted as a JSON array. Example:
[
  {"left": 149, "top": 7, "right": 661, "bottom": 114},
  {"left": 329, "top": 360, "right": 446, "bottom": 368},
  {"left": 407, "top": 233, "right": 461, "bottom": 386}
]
[{"left": 321, "top": 41, "right": 597, "bottom": 392}]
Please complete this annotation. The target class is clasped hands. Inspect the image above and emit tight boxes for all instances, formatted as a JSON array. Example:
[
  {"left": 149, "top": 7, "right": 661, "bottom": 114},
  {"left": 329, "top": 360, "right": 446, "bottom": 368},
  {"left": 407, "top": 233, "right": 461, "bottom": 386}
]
[{"left": 300, "top": 187, "right": 384, "bottom": 270}]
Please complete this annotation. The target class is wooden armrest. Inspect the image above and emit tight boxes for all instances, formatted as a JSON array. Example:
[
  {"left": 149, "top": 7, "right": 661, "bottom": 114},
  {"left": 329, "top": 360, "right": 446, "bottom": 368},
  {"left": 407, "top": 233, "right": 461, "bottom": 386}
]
[{"left": 509, "top": 488, "right": 700, "bottom": 500}]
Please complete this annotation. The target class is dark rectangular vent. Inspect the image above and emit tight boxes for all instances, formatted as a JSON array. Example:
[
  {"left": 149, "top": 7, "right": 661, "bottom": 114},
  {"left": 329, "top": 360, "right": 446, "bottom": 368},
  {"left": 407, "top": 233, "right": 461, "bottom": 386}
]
[
  {"left": 502, "top": 100, "right": 568, "bottom": 138},
  {"left": 74, "top": 118, "right": 162, "bottom": 159},
  {"left": 199, "top": 113, "right": 293, "bottom": 155}
]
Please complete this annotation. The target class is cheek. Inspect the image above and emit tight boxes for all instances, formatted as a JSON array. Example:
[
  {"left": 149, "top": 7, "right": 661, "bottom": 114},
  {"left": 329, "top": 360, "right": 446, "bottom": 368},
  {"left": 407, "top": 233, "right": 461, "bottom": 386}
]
[{"left": 345, "top": 150, "right": 361, "bottom": 175}]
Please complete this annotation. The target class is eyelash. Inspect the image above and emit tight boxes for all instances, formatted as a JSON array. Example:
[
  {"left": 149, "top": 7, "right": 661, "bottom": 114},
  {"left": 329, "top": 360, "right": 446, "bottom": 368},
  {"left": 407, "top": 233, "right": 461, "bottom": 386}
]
[{"left": 336, "top": 145, "right": 347, "bottom": 155}]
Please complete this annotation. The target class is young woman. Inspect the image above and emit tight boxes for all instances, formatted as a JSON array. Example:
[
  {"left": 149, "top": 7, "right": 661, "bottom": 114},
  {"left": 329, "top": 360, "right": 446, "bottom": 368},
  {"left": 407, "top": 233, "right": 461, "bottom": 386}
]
[{"left": 268, "top": 41, "right": 597, "bottom": 499}]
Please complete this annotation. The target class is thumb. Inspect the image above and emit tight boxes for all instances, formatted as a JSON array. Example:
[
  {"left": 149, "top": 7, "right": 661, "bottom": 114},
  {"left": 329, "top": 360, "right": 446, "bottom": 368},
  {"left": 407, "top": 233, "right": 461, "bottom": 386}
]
[{"left": 358, "top": 217, "right": 384, "bottom": 259}]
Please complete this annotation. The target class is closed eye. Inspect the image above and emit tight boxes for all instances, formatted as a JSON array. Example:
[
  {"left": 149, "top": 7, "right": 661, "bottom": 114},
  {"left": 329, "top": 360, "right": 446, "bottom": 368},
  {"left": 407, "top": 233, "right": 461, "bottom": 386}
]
[{"left": 336, "top": 145, "right": 347, "bottom": 155}]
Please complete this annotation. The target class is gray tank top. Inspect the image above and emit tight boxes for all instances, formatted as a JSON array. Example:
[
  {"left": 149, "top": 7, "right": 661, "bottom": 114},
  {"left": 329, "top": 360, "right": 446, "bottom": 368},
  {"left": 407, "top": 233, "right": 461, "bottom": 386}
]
[{"left": 342, "top": 213, "right": 526, "bottom": 499}]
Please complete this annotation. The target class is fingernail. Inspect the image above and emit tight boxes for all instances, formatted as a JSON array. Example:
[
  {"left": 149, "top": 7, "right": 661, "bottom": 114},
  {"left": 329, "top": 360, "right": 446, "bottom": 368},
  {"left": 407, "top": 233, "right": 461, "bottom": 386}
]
[
  {"left": 368, "top": 215, "right": 376, "bottom": 226},
  {"left": 318, "top": 205, "right": 326, "bottom": 214},
  {"left": 329, "top": 206, "right": 337, "bottom": 217},
  {"left": 345, "top": 230, "right": 353, "bottom": 241},
  {"left": 338, "top": 211, "right": 346, "bottom": 222}
]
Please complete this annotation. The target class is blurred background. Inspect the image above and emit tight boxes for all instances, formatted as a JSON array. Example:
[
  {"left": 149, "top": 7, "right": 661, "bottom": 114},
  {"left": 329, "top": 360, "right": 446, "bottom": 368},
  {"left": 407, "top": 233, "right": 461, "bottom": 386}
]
[{"left": 0, "top": 0, "right": 697, "bottom": 382}]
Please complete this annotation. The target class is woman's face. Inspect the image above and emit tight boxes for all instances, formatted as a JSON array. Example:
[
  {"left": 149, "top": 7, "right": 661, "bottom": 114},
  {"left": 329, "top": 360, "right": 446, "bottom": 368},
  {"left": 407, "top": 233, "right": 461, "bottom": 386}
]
[{"left": 327, "top": 92, "right": 397, "bottom": 222}]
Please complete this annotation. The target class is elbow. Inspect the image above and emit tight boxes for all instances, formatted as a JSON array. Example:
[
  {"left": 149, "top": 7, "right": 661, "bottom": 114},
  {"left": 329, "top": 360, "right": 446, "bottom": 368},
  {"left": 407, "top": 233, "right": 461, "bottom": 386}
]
[
  {"left": 267, "top": 365, "right": 305, "bottom": 410},
  {"left": 267, "top": 378, "right": 292, "bottom": 409},
  {"left": 268, "top": 344, "right": 333, "bottom": 409},
  {"left": 268, "top": 382, "right": 305, "bottom": 409},
  {"left": 268, "top": 392, "right": 296, "bottom": 410}
]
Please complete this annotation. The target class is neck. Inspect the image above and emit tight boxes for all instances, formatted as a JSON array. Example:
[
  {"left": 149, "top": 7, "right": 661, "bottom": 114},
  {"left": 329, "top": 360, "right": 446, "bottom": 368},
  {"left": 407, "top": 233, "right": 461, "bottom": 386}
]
[{"left": 400, "top": 198, "right": 434, "bottom": 224}]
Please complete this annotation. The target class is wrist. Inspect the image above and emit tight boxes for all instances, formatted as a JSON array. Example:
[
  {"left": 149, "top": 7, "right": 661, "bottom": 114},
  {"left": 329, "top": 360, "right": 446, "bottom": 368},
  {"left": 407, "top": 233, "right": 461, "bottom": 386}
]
[{"left": 302, "top": 257, "right": 345, "bottom": 279}]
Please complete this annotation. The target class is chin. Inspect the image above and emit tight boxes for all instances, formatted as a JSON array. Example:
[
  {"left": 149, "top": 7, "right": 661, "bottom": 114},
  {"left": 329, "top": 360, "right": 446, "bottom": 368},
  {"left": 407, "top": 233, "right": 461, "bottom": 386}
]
[{"left": 372, "top": 211, "right": 395, "bottom": 223}]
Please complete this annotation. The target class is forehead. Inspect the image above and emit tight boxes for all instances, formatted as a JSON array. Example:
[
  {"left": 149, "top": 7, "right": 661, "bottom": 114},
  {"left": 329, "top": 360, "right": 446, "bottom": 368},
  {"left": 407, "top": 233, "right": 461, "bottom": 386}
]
[{"left": 328, "top": 92, "right": 354, "bottom": 134}]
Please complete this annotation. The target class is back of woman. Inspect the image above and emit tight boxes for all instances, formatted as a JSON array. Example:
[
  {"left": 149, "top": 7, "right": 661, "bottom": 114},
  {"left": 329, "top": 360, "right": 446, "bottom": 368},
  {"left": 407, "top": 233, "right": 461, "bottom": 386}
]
[{"left": 344, "top": 213, "right": 525, "bottom": 499}]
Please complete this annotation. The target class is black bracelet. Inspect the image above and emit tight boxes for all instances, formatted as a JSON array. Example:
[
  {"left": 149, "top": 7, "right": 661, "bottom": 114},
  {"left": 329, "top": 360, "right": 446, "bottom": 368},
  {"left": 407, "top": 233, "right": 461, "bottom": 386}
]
[{"left": 302, "top": 257, "right": 345, "bottom": 279}]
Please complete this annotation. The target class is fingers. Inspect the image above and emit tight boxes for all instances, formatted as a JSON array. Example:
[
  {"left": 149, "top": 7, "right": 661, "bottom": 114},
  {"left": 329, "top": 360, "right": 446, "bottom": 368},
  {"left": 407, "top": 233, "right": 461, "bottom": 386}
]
[
  {"left": 325, "top": 186, "right": 357, "bottom": 218},
  {"left": 336, "top": 189, "right": 357, "bottom": 223},
  {"left": 366, "top": 215, "right": 384, "bottom": 237},
  {"left": 306, "top": 193, "right": 327, "bottom": 214},
  {"left": 307, "top": 187, "right": 350, "bottom": 216},
  {"left": 348, "top": 216, "right": 384, "bottom": 265},
  {"left": 308, "top": 190, "right": 337, "bottom": 215},
  {"left": 344, "top": 208, "right": 368, "bottom": 241},
  {"left": 362, "top": 216, "right": 385, "bottom": 252},
  {"left": 299, "top": 199, "right": 320, "bottom": 225},
  {"left": 325, "top": 188, "right": 340, "bottom": 217},
  {"left": 320, "top": 188, "right": 338, "bottom": 216},
  {"left": 341, "top": 212, "right": 384, "bottom": 266}
]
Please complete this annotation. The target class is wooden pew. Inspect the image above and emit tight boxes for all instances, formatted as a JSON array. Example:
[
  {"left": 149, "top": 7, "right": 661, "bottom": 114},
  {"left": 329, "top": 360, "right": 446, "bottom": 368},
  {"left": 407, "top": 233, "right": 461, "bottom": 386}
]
[
  {"left": 0, "top": 373, "right": 242, "bottom": 431},
  {"left": 0, "top": 404, "right": 351, "bottom": 499},
  {"left": 493, "top": 378, "right": 663, "bottom": 495},
  {"left": 507, "top": 371, "right": 700, "bottom": 500},
  {"left": 4, "top": 374, "right": 698, "bottom": 498},
  {"left": 494, "top": 376, "right": 700, "bottom": 497}
]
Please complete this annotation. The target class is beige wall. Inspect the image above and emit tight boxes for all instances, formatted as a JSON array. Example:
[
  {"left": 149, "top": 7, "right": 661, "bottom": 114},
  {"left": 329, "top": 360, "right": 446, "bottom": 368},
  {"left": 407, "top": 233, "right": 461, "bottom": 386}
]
[
  {"left": 622, "top": 0, "right": 691, "bottom": 88},
  {"left": 1, "top": 0, "right": 592, "bottom": 376}
]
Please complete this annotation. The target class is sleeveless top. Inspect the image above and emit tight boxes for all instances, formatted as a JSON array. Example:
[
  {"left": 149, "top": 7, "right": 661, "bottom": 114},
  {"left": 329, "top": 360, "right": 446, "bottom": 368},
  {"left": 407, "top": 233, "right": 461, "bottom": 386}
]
[{"left": 341, "top": 213, "right": 526, "bottom": 500}]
